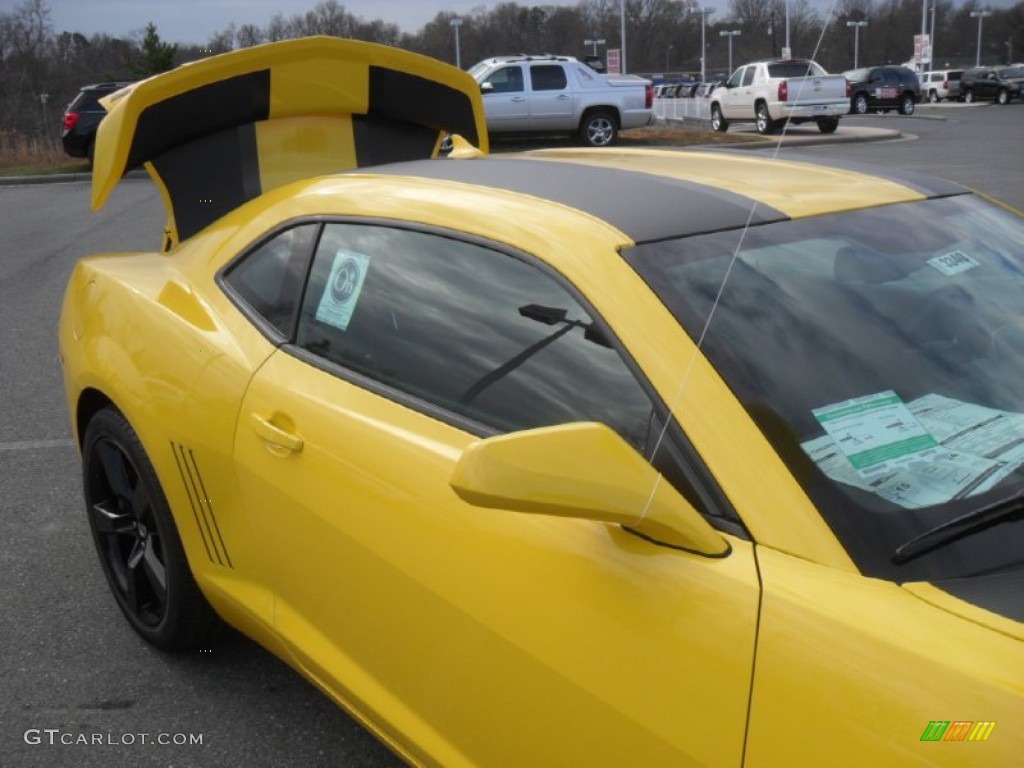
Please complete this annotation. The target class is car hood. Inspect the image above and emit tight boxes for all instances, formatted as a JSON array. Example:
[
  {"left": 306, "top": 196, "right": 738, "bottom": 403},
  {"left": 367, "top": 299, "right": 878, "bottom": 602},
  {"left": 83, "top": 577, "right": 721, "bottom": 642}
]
[
  {"left": 92, "top": 36, "right": 488, "bottom": 249},
  {"left": 902, "top": 566, "right": 1024, "bottom": 640}
]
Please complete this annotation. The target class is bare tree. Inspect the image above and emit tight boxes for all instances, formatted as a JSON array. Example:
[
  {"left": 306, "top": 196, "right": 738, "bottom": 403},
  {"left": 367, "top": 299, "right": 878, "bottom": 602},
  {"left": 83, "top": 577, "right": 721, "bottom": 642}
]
[{"left": 237, "top": 24, "right": 266, "bottom": 48}]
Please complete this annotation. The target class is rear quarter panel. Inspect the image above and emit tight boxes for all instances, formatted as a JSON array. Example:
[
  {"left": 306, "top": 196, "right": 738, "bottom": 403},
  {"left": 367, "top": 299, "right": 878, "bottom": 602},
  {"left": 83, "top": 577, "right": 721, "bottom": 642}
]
[{"left": 58, "top": 230, "right": 286, "bottom": 641}]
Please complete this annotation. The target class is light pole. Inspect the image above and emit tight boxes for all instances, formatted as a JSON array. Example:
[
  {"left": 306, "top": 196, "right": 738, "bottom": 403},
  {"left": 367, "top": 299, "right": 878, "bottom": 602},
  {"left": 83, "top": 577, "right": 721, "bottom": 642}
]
[
  {"left": 700, "top": 7, "right": 716, "bottom": 81},
  {"left": 970, "top": 10, "right": 992, "bottom": 67},
  {"left": 450, "top": 18, "right": 463, "bottom": 69},
  {"left": 584, "top": 38, "right": 606, "bottom": 57},
  {"left": 784, "top": 0, "right": 790, "bottom": 57},
  {"left": 620, "top": 0, "right": 627, "bottom": 74},
  {"left": 846, "top": 20, "right": 868, "bottom": 69},
  {"left": 719, "top": 30, "right": 741, "bottom": 75},
  {"left": 929, "top": 4, "right": 937, "bottom": 69}
]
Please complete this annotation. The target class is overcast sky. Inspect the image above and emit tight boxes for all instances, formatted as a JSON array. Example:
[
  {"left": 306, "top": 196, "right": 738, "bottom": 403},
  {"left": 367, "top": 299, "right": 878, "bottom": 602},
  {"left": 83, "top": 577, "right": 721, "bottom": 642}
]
[
  {"left": 38, "top": 0, "right": 1020, "bottom": 45},
  {"left": 41, "top": 1, "right": 579, "bottom": 43}
]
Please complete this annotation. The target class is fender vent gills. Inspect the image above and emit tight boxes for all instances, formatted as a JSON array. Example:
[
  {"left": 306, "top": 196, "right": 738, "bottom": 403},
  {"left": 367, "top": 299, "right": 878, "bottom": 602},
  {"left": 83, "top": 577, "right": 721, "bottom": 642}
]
[{"left": 171, "top": 442, "right": 233, "bottom": 569}]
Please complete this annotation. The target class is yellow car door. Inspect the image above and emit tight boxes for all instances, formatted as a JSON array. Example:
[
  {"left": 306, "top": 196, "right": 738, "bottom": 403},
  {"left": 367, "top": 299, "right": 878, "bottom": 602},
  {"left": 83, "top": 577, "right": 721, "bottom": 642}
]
[{"left": 231, "top": 221, "right": 761, "bottom": 766}]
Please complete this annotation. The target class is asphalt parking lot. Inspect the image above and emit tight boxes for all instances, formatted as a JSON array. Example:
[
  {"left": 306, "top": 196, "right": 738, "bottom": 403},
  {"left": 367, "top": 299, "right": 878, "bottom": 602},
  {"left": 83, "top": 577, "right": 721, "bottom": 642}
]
[{"left": 1, "top": 101, "right": 1020, "bottom": 767}]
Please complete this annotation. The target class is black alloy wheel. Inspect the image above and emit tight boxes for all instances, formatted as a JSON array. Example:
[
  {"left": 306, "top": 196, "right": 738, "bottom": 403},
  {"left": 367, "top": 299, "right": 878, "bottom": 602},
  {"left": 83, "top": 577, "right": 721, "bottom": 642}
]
[{"left": 82, "top": 408, "right": 217, "bottom": 651}]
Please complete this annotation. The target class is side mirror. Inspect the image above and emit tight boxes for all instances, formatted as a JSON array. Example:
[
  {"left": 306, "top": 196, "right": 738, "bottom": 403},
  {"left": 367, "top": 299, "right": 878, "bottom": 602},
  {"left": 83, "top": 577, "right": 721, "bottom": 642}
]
[
  {"left": 450, "top": 422, "right": 730, "bottom": 556},
  {"left": 480, "top": 82, "right": 494, "bottom": 93}
]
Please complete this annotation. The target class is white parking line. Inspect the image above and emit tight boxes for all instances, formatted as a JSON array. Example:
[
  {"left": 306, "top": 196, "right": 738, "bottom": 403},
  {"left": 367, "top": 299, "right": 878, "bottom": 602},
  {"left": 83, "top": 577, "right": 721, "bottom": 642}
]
[{"left": 0, "top": 439, "right": 76, "bottom": 451}]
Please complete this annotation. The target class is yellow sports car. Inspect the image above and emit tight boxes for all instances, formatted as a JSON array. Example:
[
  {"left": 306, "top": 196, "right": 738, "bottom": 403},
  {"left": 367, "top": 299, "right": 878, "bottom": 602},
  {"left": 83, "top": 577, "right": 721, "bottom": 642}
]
[{"left": 60, "top": 38, "right": 1022, "bottom": 766}]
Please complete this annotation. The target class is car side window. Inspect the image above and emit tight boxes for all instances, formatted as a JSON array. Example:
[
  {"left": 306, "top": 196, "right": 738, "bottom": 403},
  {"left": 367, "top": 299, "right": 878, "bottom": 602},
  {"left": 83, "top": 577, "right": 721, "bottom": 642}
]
[
  {"left": 727, "top": 68, "right": 744, "bottom": 88},
  {"left": 483, "top": 66, "right": 524, "bottom": 93},
  {"left": 741, "top": 67, "right": 755, "bottom": 86},
  {"left": 222, "top": 223, "right": 319, "bottom": 336},
  {"left": 530, "top": 65, "right": 568, "bottom": 91},
  {"left": 293, "top": 223, "right": 656, "bottom": 450}
]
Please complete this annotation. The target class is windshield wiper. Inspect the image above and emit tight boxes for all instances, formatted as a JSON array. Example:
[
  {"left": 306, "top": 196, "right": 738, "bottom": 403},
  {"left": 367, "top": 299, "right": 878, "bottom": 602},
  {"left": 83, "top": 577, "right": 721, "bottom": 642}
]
[{"left": 892, "top": 493, "right": 1024, "bottom": 565}]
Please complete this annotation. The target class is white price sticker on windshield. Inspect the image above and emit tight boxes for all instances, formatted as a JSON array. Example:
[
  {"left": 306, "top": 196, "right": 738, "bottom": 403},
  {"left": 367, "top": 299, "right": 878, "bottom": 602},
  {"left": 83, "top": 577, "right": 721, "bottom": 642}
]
[
  {"left": 812, "top": 390, "right": 937, "bottom": 473},
  {"left": 927, "top": 250, "right": 979, "bottom": 276}
]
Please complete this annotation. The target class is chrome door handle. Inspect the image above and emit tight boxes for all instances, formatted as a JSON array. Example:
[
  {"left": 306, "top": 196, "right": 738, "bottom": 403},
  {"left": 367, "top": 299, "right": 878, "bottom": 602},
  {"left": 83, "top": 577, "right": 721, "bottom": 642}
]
[{"left": 252, "top": 414, "right": 304, "bottom": 454}]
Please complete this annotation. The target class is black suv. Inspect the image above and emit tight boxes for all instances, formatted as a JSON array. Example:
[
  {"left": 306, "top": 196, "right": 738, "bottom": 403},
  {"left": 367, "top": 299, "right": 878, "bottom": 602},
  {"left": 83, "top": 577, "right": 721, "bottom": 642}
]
[
  {"left": 61, "top": 82, "right": 132, "bottom": 164},
  {"left": 844, "top": 65, "right": 921, "bottom": 115},
  {"left": 959, "top": 66, "right": 1024, "bottom": 104}
]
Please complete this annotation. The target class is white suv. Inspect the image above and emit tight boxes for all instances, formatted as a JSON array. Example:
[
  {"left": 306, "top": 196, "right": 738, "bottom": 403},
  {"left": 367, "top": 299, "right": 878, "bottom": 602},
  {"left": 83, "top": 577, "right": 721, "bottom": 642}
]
[{"left": 920, "top": 69, "right": 963, "bottom": 102}]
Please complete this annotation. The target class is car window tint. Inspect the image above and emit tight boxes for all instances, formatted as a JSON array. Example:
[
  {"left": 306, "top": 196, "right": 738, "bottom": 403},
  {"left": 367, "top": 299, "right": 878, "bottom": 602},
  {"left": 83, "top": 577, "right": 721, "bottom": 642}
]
[
  {"left": 223, "top": 224, "right": 318, "bottom": 336},
  {"left": 294, "top": 224, "right": 655, "bottom": 449},
  {"left": 530, "top": 65, "right": 568, "bottom": 91},
  {"left": 484, "top": 66, "right": 523, "bottom": 93}
]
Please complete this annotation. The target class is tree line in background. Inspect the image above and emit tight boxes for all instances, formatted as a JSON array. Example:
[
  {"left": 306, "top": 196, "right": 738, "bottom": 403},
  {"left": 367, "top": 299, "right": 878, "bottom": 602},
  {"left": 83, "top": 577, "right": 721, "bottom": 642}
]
[{"left": 2, "top": 0, "right": 1022, "bottom": 142}]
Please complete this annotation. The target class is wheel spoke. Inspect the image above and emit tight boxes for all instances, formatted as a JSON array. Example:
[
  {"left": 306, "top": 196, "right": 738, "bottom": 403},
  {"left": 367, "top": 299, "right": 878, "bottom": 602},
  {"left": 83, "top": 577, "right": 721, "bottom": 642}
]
[
  {"left": 127, "top": 536, "right": 145, "bottom": 570},
  {"left": 123, "top": 551, "right": 142, "bottom": 614},
  {"left": 129, "top": 480, "right": 150, "bottom": 520},
  {"left": 97, "top": 441, "right": 134, "bottom": 504},
  {"left": 90, "top": 499, "right": 136, "bottom": 534},
  {"left": 142, "top": 539, "right": 168, "bottom": 605}
]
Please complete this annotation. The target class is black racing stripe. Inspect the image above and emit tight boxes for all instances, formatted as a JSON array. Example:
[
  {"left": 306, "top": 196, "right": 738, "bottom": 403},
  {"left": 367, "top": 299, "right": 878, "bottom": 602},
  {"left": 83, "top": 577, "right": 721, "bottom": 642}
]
[
  {"left": 352, "top": 114, "right": 440, "bottom": 168},
  {"left": 151, "top": 123, "right": 260, "bottom": 240},
  {"left": 931, "top": 566, "right": 1024, "bottom": 622},
  {"left": 366, "top": 157, "right": 787, "bottom": 241},
  {"left": 127, "top": 71, "right": 270, "bottom": 171},
  {"left": 368, "top": 66, "right": 480, "bottom": 147}
]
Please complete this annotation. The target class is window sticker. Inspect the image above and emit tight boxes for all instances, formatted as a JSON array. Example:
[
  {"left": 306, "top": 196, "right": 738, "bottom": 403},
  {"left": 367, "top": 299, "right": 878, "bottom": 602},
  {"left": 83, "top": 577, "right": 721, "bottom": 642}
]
[
  {"left": 803, "top": 393, "right": 1024, "bottom": 509},
  {"left": 927, "top": 250, "right": 980, "bottom": 276},
  {"left": 812, "top": 391, "right": 938, "bottom": 474},
  {"left": 315, "top": 249, "right": 370, "bottom": 331}
]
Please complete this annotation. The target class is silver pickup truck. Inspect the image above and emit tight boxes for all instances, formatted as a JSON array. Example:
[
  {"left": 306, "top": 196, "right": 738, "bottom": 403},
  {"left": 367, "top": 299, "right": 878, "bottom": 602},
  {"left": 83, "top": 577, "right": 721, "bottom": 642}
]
[
  {"left": 467, "top": 55, "right": 654, "bottom": 147},
  {"left": 709, "top": 59, "right": 849, "bottom": 135}
]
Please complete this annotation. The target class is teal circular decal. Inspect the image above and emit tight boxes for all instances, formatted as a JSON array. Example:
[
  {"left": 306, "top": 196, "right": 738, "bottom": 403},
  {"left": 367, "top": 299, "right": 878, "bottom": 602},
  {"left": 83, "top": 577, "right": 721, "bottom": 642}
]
[{"left": 331, "top": 258, "right": 361, "bottom": 303}]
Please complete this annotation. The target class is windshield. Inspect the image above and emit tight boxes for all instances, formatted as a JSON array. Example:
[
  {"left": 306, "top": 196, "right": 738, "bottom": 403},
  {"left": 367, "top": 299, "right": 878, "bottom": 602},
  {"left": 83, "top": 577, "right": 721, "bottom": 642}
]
[
  {"left": 625, "top": 195, "right": 1024, "bottom": 581},
  {"left": 467, "top": 61, "right": 491, "bottom": 80}
]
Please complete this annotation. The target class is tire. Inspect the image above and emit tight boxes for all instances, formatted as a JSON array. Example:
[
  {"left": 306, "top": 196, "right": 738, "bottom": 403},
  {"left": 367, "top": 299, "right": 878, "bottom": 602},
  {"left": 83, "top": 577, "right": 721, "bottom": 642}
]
[
  {"left": 579, "top": 110, "right": 618, "bottom": 147},
  {"left": 82, "top": 408, "right": 218, "bottom": 651},
  {"left": 852, "top": 93, "right": 869, "bottom": 115},
  {"left": 710, "top": 103, "right": 729, "bottom": 133},
  {"left": 928, "top": 89, "right": 939, "bottom": 103},
  {"left": 816, "top": 117, "right": 839, "bottom": 134},
  {"left": 996, "top": 89, "right": 1009, "bottom": 105},
  {"left": 899, "top": 94, "right": 915, "bottom": 115},
  {"left": 963, "top": 88, "right": 975, "bottom": 103},
  {"left": 755, "top": 102, "right": 777, "bottom": 135}
]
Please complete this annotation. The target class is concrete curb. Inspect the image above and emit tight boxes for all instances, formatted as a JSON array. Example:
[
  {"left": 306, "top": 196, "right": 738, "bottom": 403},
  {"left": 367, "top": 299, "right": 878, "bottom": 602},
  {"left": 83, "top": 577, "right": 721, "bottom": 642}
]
[
  {"left": 656, "top": 118, "right": 903, "bottom": 150},
  {"left": 720, "top": 126, "right": 903, "bottom": 150},
  {"left": 0, "top": 169, "right": 148, "bottom": 187}
]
